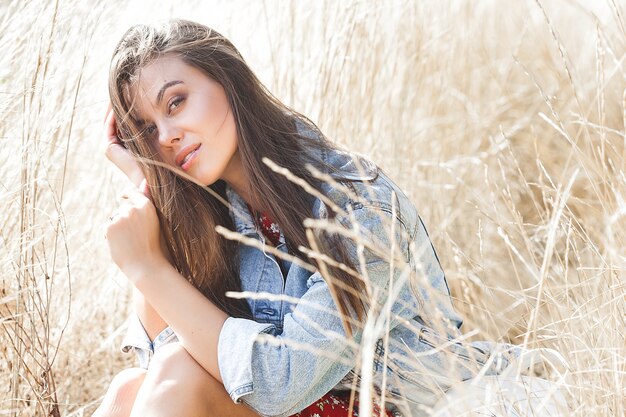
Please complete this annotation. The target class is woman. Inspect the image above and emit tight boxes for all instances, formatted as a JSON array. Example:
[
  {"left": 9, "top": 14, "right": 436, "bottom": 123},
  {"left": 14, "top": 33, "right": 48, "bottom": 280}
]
[{"left": 95, "top": 19, "right": 561, "bottom": 417}]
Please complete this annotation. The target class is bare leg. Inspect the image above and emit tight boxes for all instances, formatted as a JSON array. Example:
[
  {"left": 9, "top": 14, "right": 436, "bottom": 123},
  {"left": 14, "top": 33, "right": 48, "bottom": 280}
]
[
  {"left": 91, "top": 368, "right": 147, "bottom": 417},
  {"left": 129, "top": 342, "right": 260, "bottom": 417}
]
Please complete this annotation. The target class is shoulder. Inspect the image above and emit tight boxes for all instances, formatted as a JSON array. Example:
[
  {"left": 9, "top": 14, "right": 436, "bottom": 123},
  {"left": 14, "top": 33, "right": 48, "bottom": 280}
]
[
  {"left": 311, "top": 162, "right": 421, "bottom": 267},
  {"left": 291, "top": 116, "right": 419, "bottom": 242},
  {"left": 292, "top": 116, "right": 380, "bottom": 183},
  {"left": 316, "top": 162, "right": 419, "bottom": 235}
]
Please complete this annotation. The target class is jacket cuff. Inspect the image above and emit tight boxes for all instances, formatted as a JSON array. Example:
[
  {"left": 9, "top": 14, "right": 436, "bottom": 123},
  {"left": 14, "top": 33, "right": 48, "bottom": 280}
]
[
  {"left": 119, "top": 314, "right": 179, "bottom": 370},
  {"left": 119, "top": 313, "right": 152, "bottom": 369},
  {"left": 152, "top": 326, "right": 178, "bottom": 350},
  {"left": 217, "top": 316, "right": 277, "bottom": 404},
  {"left": 120, "top": 313, "right": 152, "bottom": 354}
]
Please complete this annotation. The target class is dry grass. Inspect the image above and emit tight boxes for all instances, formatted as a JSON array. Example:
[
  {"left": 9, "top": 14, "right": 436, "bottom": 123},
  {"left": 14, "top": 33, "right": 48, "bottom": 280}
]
[{"left": 0, "top": 0, "right": 624, "bottom": 416}]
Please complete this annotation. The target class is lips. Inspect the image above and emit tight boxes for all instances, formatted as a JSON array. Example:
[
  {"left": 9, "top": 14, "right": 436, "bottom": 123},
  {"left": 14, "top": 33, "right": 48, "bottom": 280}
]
[{"left": 175, "top": 144, "right": 201, "bottom": 167}]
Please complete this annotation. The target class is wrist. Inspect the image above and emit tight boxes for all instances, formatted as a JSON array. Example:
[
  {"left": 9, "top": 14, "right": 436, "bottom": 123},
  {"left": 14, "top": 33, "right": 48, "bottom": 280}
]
[{"left": 123, "top": 255, "right": 172, "bottom": 286}]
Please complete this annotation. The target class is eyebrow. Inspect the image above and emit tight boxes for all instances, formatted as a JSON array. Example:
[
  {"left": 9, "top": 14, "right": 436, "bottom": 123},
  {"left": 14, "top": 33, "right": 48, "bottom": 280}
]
[{"left": 156, "top": 80, "right": 183, "bottom": 105}]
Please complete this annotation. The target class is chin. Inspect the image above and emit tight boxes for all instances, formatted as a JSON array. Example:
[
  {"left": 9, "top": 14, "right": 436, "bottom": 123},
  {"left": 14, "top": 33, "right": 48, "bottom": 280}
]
[{"left": 194, "top": 171, "right": 220, "bottom": 188}]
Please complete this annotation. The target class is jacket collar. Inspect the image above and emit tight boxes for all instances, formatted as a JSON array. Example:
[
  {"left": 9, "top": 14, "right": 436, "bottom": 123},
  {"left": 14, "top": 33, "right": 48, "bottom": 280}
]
[
  {"left": 225, "top": 184, "right": 258, "bottom": 236},
  {"left": 226, "top": 185, "right": 288, "bottom": 246}
]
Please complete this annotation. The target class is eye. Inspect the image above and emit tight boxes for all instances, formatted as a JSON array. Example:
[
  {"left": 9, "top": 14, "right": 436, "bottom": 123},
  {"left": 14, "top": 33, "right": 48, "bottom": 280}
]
[
  {"left": 167, "top": 96, "right": 184, "bottom": 115},
  {"left": 144, "top": 124, "right": 157, "bottom": 138}
]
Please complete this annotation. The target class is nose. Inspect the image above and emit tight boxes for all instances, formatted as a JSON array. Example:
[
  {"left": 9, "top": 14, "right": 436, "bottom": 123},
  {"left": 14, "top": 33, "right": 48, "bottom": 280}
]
[{"left": 157, "top": 121, "right": 182, "bottom": 147}]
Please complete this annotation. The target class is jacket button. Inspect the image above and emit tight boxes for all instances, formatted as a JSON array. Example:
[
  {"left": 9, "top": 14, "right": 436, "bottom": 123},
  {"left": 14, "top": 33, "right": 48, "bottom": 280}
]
[{"left": 257, "top": 308, "right": 277, "bottom": 316}]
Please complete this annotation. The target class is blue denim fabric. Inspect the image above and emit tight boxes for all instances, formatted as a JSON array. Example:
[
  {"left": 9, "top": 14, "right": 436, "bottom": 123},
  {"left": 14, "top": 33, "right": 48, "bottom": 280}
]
[
  {"left": 120, "top": 313, "right": 178, "bottom": 370},
  {"left": 120, "top": 124, "right": 524, "bottom": 417}
]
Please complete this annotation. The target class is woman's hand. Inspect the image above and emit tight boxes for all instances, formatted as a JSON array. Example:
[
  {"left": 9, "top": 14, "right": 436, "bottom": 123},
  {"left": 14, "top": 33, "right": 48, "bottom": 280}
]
[
  {"left": 102, "top": 103, "right": 172, "bottom": 331},
  {"left": 102, "top": 103, "right": 173, "bottom": 265},
  {"left": 105, "top": 185, "right": 166, "bottom": 283},
  {"left": 102, "top": 103, "right": 145, "bottom": 188}
]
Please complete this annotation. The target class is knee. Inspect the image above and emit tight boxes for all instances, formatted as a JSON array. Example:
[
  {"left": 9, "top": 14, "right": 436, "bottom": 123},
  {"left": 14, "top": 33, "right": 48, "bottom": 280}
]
[
  {"left": 107, "top": 367, "right": 147, "bottom": 402},
  {"left": 110, "top": 367, "right": 147, "bottom": 389},
  {"left": 139, "top": 342, "right": 222, "bottom": 413},
  {"left": 92, "top": 368, "right": 146, "bottom": 417},
  {"left": 149, "top": 342, "right": 196, "bottom": 376}
]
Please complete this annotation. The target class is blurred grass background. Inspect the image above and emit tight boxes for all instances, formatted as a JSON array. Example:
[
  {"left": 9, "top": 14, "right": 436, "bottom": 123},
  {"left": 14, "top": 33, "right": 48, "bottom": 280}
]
[{"left": 0, "top": 0, "right": 624, "bottom": 416}]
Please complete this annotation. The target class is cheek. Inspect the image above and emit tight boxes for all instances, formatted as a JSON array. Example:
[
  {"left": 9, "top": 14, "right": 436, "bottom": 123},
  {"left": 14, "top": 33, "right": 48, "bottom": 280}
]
[
  {"left": 223, "top": 109, "right": 239, "bottom": 152},
  {"left": 194, "top": 96, "right": 232, "bottom": 138}
]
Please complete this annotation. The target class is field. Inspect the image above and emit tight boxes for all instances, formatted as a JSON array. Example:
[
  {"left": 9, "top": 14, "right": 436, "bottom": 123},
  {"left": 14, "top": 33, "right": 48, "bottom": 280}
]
[{"left": 1, "top": 0, "right": 624, "bottom": 416}]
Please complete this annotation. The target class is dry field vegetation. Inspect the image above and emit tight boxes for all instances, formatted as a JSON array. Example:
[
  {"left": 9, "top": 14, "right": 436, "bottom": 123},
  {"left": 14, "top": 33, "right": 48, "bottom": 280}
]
[{"left": 1, "top": 0, "right": 625, "bottom": 416}]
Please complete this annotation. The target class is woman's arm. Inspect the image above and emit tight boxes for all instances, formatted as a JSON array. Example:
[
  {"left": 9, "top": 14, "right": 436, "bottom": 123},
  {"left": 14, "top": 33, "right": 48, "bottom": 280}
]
[
  {"left": 104, "top": 175, "right": 417, "bottom": 416},
  {"left": 132, "top": 287, "right": 168, "bottom": 342},
  {"left": 212, "top": 204, "right": 421, "bottom": 417},
  {"left": 102, "top": 104, "right": 229, "bottom": 381},
  {"left": 123, "top": 198, "right": 433, "bottom": 417},
  {"left": 126, "top": 256, "right": 229, "bottom": 384}
]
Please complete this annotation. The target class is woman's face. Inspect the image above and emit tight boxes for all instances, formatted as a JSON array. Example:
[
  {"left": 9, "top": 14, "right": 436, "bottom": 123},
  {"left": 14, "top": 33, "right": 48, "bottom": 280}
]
[{"left": 129, "top": 55, "right": 239, "bottom": 187}]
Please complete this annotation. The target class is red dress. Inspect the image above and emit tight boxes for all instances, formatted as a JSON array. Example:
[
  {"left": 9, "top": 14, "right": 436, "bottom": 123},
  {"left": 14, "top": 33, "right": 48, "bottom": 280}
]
[{"left": 247, "top": 205, "right": 394, "bottom": 417}]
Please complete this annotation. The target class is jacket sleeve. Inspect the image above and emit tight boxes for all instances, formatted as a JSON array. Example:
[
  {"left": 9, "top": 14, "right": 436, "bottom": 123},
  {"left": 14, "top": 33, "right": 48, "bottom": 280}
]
[{"left": 217, "top": 203, "right": 425, "bottom": 417}]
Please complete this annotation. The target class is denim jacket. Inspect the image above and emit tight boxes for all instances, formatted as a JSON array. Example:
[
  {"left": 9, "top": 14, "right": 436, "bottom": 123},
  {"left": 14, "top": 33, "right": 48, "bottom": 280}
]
[{"left": 120, "top": 126, "right": 524, "bottom": 417}]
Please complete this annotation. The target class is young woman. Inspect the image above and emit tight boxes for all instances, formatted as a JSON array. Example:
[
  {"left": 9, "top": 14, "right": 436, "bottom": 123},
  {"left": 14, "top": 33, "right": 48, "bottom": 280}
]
[{"left": 94, "top": 19, "right": 563, "bottom": 417}]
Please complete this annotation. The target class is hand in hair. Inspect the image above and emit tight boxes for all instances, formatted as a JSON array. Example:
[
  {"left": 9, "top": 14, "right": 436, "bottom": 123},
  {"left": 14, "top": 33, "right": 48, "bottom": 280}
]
[
  {"left": 102, "top": 102, "right": 173, "bottom": 263},
  {"left": 102, "top": 102, "right": 146, "bottom": 190}
]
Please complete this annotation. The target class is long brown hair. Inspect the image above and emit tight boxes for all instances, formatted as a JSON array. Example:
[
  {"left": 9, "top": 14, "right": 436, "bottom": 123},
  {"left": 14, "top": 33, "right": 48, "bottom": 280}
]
[{"left": 108, "top": 19, "right": 370, "bottom": 337}]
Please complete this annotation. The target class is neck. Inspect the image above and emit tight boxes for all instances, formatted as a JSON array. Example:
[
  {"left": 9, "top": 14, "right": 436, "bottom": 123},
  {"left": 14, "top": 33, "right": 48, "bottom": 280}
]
[{"left": 221, "top": 150, "right": 269, "bottom": 214}]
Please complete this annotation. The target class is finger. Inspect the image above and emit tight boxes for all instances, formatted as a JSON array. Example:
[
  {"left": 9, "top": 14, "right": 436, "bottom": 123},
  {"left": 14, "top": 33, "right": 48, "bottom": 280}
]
[
  {"left": 102, "top": 104, "right": 148, "bottom": 187},
  {"left": 104, "top": 106, "right": 120, "bottom": 144},
  {"left": 110, "top": 112, "right": 120, "bottom": 141},
  {"left": 105, "top": 144, "right": 146, "bottom": 188},
  {"left": 110, "top": 200, "right": 135, "bottom": 221},
  {"left": 102, "top": 111, "right": 146, "bottom": 189},
  {"left": 108, "top": 212, "right": 121, "bottom": 223},
  {"left": 106, "top": 211, "right": 122, "bottom": 227},
  {"left": 102, "top": 103, "right": 125, "bottom": 153},
  {"left": 122, "top": 186, "right": 150, "bottom": 207},
  {"left": 104, "top": 102, "right": 112, "bottom": 124},
  {"left": 120, "top": 184, "right": 139, "bottom": 200},
  {"left": 139, "top": 178, "right": 152, "bottom": 200}
]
